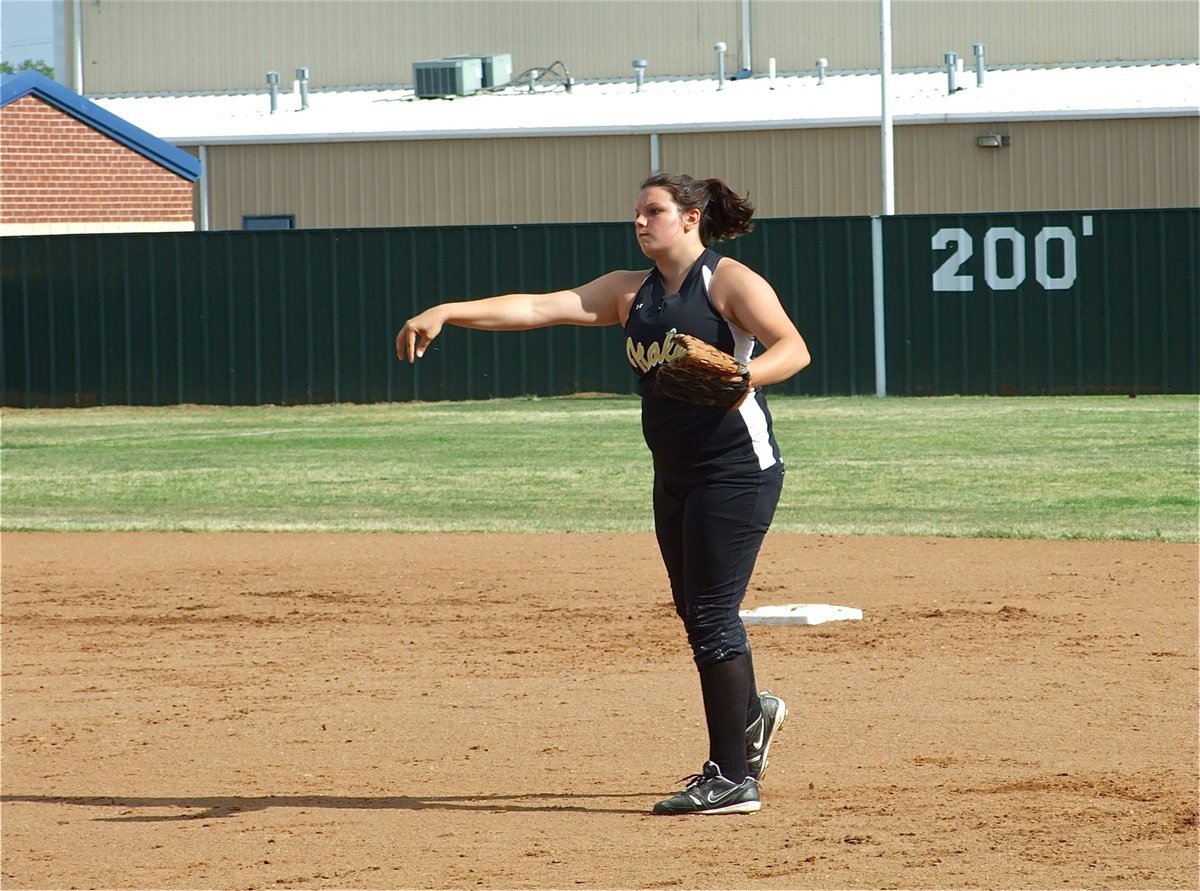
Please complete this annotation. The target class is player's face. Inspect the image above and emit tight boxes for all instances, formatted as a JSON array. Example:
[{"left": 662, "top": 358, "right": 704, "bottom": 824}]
[{"left": 634, "top": 187, "right": 692, "bottom": 257}]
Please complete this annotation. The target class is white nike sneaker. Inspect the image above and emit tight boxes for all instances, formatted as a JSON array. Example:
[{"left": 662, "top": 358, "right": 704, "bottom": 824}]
[
  {"left": 746, "top": 692, "right": 787, "bottom": 782},
  {"left": 652, "top": 761, "right": 761, "bottom": 815}
]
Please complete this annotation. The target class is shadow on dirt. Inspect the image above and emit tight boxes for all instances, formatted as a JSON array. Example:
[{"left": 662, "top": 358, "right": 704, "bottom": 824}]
[{"left": 1, "top": 791, "right": 659, "bottom": 820}]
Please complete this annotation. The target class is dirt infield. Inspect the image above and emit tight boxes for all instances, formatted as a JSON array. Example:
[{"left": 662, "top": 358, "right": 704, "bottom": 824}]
[{"left": 2, "top": 532, "right": 1196, "bottom": 890}]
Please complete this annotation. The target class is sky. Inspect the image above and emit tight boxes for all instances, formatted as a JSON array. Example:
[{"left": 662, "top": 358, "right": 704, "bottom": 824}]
[{"left": 0, "top": 0, "right": 60, "bottom": 71}]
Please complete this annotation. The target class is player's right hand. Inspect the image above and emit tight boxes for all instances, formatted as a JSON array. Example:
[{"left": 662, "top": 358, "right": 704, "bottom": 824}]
[{"left": 396, "top": 309, "right": 444, "bottom": 363}]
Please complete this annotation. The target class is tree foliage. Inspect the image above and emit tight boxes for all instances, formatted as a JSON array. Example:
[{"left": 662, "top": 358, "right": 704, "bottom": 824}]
[{"left": 0, "top": 59, "right": 55, "bottom": 77}]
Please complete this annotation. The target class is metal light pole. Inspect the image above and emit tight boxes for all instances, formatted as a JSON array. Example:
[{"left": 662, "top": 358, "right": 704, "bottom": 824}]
[
  {"left": 879, "top": 0, "right": 894, "bottom": 216},
  {"left": 873, "top": 0, "right": 894, "bottom": 396}
]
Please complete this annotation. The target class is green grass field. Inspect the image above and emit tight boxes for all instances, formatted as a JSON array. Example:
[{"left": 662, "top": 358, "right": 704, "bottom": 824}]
[{"left": 1, "top": 395, "right": 1196, "bottom": 540}]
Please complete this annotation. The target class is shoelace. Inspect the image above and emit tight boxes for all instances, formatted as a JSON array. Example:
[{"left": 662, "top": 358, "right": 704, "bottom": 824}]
[{"left": 678, "top": 768, "right": 718, "bottom": 789}]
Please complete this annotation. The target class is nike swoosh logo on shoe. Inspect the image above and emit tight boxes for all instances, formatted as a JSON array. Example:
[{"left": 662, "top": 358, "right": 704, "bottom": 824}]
[
  {"left": 704, "top": 785, "right": 745, "bottom": 805},
  {"left": 750, "top": 723, "right": 765, "bottom": 749}
]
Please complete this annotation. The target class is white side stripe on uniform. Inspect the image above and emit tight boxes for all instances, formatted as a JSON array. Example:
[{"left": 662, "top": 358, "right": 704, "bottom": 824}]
[
  {"left": 737, "top": 393, "right": 777, "bottom": 470},
  {"left": 701, "top": 263, "right": 774, "bottom": 469}
]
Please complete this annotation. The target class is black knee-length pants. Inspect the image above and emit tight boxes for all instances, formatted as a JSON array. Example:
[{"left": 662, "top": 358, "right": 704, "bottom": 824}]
[{"left": 652, "top": 464, "right": 784, "bottom": 668}]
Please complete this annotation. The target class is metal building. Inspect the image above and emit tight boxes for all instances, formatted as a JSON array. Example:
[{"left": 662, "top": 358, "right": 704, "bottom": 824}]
[
  {"left": 63, "top": 0, "right": 1199, "bottom": 93},
  {"left": 94, "top": 62, "right": 1199, "bottom": 229},
  {"left": 48, "top": 0, "right": 1200, "bottom": 227}
]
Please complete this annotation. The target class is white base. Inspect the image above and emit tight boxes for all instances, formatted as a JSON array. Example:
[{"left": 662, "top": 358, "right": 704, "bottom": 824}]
[{"left": 739, "top": 603, "right": 864, "bottom": 626}]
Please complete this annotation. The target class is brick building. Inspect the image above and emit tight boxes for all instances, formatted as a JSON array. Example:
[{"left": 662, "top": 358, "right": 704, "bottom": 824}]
[{"left": 0, "top": 71, "right": 200, "bottom": 236}]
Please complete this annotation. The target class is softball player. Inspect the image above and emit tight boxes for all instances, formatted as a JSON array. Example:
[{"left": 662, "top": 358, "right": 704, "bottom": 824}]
[{"left": 398, "top": 172, "right": 810, "bottom": 814}]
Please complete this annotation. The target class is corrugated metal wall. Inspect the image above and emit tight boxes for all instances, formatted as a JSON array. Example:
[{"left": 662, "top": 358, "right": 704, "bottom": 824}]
[
  {"left": 3, "top": 209, "right": 1195, "bottom": 407},
  {"left": 883, "top": 208, "right": 1200, "bottom": 395},
  {"left": 193, "top": 116, "right": 1200, "bottom": 229},
  {"left": 206, "top": 136, "right": 649, "bottom": 230},
  {"left": 72, "top": 0, "right": 738, "bottom": 93},
  {"left": 664, "top": 128, "right": 882, "bottom": 218},
  {"left": 896, "top": 118, "right": 1200, "bottom": 215},
  {"left": 72, "top": 1, "right": 1199, "bottom": 94},
  {"left": 756, "top": 1, "right": 1200, "bottom": 75}
]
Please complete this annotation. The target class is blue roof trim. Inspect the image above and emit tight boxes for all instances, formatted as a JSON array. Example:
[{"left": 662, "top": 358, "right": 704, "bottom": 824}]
[{"left": 1, "top": 70, "right": 200, "bottom": 182}]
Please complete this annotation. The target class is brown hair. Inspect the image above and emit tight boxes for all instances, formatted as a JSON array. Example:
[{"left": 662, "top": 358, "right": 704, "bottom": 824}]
[{"left": 639, "top": 172, "right": 755, "bottom": 245}]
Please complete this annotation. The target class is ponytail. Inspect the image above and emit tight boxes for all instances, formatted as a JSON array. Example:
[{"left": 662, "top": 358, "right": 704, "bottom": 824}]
[
  {"left": 640, "top": 172, "right": 755, "bottom": 245},
  {"left": 698, "top": 178, "right": 755, "bottom": 245}
]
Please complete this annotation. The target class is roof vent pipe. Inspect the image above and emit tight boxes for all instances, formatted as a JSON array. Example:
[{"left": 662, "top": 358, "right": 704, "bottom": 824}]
[
  {"left": 944, "top": 52, "right": 958, "bottom": 94},
  {"left": 633, "top": 59, "right": 648, "bottom": 92},
  {"left": 768, "top": 57, "right": 776, "bottom": 89},
  {"left": 816, "top": 57, "right": 828, "bottom": 85},
  {"left": 267, "top": 71, "right": 280, "bottom": 113},
  {"left": 973, "top": 43, "right": 986, "bottom": 87},
  {"left": 714, "top": 41, "right": 727, "bottom": 90},
  {"left": 296, "top": 67, "right": 310, "bottom": 110}
]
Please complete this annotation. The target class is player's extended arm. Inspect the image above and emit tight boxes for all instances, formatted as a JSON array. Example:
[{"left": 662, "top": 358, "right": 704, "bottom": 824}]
[{"left": 396, "top": 271, "right": 633, "bottom": 363}]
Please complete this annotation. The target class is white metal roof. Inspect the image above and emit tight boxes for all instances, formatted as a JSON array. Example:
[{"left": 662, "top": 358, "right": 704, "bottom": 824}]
[{"left": 93, "top": 62, "right": 1199, "bottom": 146}]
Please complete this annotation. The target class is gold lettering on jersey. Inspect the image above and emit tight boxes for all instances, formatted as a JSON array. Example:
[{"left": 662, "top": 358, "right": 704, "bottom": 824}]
[{"left": 626, "top": 327, "right": 686, "bottom": 374}]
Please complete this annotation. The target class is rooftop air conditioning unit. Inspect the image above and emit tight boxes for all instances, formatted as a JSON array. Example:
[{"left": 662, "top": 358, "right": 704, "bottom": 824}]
[
  {"left": 444, "top": 53, "right": 513, "bottom": 89},
  {"left": 413, "top": 57, "right": 483, "bottom": 98}
]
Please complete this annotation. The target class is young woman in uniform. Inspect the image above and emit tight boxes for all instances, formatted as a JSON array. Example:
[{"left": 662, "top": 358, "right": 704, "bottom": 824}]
[{"left": 397, "top": 172, "right": 811, "bottom": 815}]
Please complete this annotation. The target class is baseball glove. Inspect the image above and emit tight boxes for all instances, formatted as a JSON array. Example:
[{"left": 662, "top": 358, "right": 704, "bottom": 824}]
[{"left": 654, "top": 332, "right": 751, "bottom": 410}]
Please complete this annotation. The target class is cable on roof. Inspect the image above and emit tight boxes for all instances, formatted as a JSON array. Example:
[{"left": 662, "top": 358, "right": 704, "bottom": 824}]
[{"left": 504, "top": 60, "right": 575, "bottom": 94}]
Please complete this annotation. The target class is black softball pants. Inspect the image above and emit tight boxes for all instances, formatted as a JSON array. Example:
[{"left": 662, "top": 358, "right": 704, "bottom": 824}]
[
  {"left": 652, "top": 464, "right": 784, "bottom": 782},
  {"left": 653, "top": 464, "right": 784, "bottom": 667}
]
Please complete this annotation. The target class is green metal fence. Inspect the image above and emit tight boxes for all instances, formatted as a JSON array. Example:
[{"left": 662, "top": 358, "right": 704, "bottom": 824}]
[
  {"left": 883, "top": 208, "right": 1199, "bottom": 395},
  {"left": 0, "top": 218, "right": 873, "bottom": 406},
  {"left": 1, "top": 209, "right": 1195, "bottom": 407}
]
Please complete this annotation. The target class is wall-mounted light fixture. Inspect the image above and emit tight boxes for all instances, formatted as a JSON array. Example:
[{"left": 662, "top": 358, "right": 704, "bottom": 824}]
[{"left": 976, "top": 132, "right": 1011, "bottom": 148}]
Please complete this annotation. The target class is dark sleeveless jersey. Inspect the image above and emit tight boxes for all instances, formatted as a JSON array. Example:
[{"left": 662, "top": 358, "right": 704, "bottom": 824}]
[{"left": 624, "top": 248, "right": 782, "bottom": 484}]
